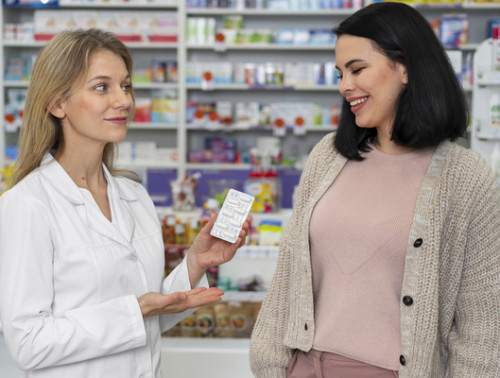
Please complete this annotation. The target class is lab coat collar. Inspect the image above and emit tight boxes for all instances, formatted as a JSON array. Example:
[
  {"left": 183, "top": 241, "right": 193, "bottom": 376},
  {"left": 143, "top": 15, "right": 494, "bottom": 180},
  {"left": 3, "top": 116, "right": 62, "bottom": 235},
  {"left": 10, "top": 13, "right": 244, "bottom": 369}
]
[
  {"left": 40, "top": 153, "right": 85, "bottom": 205},
  {"left": 39, "top": 153, "right": 139, "bottom": 204},
  {"left": 40, "top": 153, "right": 138, "bottom": 248}
]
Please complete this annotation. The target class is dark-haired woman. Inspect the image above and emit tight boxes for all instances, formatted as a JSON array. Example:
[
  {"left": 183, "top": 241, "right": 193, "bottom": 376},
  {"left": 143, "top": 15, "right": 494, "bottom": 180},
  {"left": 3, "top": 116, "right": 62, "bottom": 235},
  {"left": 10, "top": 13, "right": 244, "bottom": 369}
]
[{"left": 249, "top": 3, "right": 500, "bottom": 377}]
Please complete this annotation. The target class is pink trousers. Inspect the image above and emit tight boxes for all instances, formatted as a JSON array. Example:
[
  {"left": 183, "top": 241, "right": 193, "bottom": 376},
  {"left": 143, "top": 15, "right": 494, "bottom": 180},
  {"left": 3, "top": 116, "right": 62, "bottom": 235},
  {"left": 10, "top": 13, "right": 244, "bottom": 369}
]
[{"left": 286, "top": 349, "right": 399, "bottom": 378}]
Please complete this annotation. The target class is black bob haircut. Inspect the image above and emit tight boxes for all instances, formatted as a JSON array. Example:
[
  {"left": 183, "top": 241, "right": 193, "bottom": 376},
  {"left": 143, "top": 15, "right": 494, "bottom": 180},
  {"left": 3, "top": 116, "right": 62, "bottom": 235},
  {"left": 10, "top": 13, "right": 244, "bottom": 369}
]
[{"left": 333, "top": 2, "right": 468, "bottom": 160}]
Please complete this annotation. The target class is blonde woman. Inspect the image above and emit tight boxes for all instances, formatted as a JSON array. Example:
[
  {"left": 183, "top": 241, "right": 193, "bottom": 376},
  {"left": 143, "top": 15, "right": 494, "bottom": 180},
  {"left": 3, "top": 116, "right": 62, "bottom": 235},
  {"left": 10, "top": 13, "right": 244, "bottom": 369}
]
[{"left": 0, "top": 28, "right": 250, "bottom": 377}]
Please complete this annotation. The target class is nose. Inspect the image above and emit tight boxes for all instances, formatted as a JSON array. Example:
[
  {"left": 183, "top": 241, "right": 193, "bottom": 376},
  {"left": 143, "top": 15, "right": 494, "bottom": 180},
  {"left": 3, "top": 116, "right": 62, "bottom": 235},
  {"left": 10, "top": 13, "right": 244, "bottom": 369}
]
[
  {"left": 112, "top": 87, "right": 132, "bottom": 109},
  {"left": 338, "top": 74, "right": 353, "bottom": 98}
]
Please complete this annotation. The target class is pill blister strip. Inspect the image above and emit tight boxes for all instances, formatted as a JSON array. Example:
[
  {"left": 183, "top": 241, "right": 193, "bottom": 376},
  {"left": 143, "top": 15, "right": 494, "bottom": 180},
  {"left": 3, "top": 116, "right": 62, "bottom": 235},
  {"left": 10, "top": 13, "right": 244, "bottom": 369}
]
[{"left": 210, "top": 189, "right": 254, "bottom": 243}]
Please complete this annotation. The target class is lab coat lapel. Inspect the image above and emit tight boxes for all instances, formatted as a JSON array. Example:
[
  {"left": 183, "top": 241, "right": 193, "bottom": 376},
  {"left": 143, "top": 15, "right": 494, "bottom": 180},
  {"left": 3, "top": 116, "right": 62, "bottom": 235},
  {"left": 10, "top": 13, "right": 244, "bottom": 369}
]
[
  {"left": 103, "top": 167, "right": 137, "bottom": 245},
  {"left": 84, "top": 202, "right": 132, "bottom": 249}
]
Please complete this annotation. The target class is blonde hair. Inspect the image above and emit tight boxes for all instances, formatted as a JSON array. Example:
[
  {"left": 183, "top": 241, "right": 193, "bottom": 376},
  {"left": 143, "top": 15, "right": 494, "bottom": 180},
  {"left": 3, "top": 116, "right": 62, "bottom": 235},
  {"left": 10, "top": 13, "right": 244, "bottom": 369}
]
[{"left": 11, "top": 28, "right": 134, "bottom": 187}]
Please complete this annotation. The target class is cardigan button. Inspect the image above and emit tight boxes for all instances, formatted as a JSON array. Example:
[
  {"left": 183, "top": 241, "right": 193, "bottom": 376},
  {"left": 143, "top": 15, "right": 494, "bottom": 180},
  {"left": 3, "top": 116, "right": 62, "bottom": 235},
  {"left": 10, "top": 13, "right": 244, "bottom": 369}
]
[
  {"left": 413, "top": 238, "right": 423, "bottom": 248},
  {"left": 304, "top": 323, "right": 308, "bottom": 331},
  {"left": 402, "top": 296, "right": 413, "bottom": 306},
  {"left": 400, "top": 355, "right": 406, "bottom": 366}
]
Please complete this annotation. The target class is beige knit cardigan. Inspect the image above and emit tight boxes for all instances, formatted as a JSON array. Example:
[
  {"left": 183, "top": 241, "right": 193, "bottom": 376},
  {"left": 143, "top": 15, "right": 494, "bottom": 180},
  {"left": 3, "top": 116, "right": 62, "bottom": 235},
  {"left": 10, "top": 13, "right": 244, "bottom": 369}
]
[{"left": 249, "top": 133, "right": 500, "bottom": 378}]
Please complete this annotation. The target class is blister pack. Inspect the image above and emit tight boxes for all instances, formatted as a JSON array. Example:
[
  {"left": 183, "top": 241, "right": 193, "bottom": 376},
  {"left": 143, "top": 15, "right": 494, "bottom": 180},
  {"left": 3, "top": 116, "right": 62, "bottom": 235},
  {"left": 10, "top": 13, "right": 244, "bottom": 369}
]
[{"left": 210, "top": 189, "right": 254, "bottom": 243}]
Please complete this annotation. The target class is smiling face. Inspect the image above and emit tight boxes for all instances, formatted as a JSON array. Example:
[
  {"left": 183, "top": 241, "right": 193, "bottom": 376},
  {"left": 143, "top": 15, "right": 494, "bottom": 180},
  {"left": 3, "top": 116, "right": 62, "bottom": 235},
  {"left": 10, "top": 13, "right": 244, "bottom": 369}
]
[
  {"left": 50, "top": 50, "right": 133, "bottom": 154},
  {"left": 335, "top": 34, "right": 407, "bottom": 139}
]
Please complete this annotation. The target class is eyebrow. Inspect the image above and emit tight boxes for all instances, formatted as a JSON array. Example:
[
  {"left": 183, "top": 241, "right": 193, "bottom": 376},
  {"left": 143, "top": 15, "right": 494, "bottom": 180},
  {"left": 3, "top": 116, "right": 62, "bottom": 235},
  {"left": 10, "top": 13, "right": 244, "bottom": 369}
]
[
  {"left": 87, "top": 74, "right": 131, "bottom": 84},
  {"left": 335, "top": 59, "right": 364, "bottom": 71}
]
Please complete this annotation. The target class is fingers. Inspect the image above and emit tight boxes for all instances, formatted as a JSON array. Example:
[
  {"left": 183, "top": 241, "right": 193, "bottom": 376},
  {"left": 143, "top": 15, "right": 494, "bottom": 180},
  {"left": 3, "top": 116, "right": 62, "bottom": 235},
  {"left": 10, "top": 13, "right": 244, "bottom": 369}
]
[
  {"left": 200, "top": 213, "right": 217, "bottom": 235},
  {"left": 141, "top": 287, "right": 225, "bottom": 318}
]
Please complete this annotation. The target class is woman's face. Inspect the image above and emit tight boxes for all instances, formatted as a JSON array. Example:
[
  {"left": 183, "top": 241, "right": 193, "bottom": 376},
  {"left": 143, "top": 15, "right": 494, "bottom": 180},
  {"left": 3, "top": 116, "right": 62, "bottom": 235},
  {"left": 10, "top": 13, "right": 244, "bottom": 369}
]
[
  {"left": 51, "top": 50, "right": 133, "bottom": 150},
  {"left": 335, "top": 35, "right": 407, "bottom": 138}
]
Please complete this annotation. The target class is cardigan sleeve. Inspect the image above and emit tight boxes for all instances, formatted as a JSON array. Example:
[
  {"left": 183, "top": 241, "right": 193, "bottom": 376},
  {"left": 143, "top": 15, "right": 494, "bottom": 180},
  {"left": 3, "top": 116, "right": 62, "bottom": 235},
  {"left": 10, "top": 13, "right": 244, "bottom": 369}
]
[
  {"left": 249, "top": 133, "right": 336, "bottom": 377},
  {"left": 445, "top": 158, "right": 500, "bottom": 377}
]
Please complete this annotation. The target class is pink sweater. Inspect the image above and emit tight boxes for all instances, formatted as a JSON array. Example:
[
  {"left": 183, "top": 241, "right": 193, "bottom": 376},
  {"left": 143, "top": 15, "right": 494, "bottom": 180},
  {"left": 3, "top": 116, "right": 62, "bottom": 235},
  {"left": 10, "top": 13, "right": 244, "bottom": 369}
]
[{"left": 309, "top": 145, "right": 433, "bottom": 370}]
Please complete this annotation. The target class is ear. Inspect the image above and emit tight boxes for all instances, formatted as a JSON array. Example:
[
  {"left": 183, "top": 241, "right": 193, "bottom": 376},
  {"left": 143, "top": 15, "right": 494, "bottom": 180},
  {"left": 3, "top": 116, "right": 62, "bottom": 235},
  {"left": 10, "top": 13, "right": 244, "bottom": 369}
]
[
  {"left": 400, "top": 64, "right": 408, "bottom": 85},
  {"left": 49, "top": 101, "right": 65, "bottom": 119}
]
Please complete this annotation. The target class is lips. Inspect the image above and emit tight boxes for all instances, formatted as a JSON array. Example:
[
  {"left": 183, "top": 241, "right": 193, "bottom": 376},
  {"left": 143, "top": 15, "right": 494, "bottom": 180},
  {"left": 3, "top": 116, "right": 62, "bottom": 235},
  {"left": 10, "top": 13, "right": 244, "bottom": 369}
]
[
  {"left": 347, "top": 96, "right": 368, "bottom": 112},
  {"left": 105, "top": 116, "right": 128, "bottom": 124}
]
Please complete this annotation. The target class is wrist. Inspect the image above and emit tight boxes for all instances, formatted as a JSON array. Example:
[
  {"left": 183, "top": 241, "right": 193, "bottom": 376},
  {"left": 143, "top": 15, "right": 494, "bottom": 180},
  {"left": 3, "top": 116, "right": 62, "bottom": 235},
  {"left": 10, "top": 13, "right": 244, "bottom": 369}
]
[{"left": 186, "top": 251, "right": 206, "bottom": 287}]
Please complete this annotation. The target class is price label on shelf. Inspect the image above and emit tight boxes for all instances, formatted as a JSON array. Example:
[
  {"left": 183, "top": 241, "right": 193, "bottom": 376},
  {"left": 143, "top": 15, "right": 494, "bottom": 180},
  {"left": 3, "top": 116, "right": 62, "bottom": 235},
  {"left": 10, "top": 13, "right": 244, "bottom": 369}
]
[
  {"left": 293, "top": 116, "right": 306, "bottom": 135},
  {"left": 201, "top": 71, "right": 214, "bottom": 91},
  {"left": 273, "top": 118, "right": 286, "bottom": 137},
  {"left": 214, "top": 31, "right": 227, "bottom": 52}
]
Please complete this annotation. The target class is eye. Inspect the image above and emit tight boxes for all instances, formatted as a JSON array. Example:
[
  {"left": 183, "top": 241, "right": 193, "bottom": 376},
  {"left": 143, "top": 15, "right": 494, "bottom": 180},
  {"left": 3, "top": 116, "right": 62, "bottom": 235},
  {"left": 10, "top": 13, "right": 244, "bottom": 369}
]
[
  {"left": 95, "top": 84, "right": 106, "bottom": 92},
  {"left": 122, "top": 83, "right": 132, "bottom": 93},
  {"left": 335, "top": 71, "right": 343, "bottom": 80},
  {"left": 352, "top": 67, "right": 364, "bottom": 75}
]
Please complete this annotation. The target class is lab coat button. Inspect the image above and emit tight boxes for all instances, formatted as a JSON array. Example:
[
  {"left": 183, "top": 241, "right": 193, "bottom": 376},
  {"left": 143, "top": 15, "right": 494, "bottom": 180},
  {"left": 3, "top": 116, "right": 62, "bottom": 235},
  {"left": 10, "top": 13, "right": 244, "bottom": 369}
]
[{"left": 128, "top": 254, "right": 137, "bottom": 261}]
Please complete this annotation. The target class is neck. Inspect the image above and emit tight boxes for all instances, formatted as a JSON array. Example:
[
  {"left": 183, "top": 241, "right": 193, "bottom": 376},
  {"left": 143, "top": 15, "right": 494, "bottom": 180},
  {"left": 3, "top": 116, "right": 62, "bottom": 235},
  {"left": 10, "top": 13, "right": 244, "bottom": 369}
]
[
  {"left": 374, "top": 134, "right": 415, "bottom": 156},
  {"left": 54, "top": 146, "right": 106, "bottom": 192}
]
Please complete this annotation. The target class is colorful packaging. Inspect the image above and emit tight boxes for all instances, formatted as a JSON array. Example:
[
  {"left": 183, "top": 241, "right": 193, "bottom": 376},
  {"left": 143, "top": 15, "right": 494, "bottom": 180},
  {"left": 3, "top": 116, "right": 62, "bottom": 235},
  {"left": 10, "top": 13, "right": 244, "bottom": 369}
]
[{"left": 439, "top": 14, "right": 468, "bottom": 49}]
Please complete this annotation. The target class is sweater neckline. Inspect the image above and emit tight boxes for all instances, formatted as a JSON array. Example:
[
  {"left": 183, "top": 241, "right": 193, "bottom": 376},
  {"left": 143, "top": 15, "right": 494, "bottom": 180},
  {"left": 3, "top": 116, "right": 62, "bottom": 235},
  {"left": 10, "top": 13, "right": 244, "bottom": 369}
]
[{"left": 364, "top": 144, "right": 435, "bottom": 161}]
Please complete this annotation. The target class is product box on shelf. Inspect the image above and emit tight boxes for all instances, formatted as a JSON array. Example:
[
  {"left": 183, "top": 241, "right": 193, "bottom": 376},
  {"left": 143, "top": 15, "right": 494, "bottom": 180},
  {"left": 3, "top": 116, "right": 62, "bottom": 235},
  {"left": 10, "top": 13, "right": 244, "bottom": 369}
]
[
  {"left": 32, "top": 10, "right": 178, "bottom": 42},
  {"left": 4, "top": 89, "right": 27, "bottom": 133},
  {"left": 4, "top": 57, "right": 31, "bottom": 81},
  {"left": 134, "top": 98, "right": 152, "bottom": 123},
  {"left": 439, "top": 14, "right": 469, "bottom": 49},
  {"left": 164, "top": 300, "right": 262, "bottom": 339}
]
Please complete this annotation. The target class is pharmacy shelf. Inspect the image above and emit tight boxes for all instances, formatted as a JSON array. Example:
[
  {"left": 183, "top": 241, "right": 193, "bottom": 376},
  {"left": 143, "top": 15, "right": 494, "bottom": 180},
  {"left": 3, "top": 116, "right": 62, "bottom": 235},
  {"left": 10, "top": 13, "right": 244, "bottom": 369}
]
[
  {"left": 161, "top": 337, "right": 253, "bottom": 378},
  {"left": 59, "top": 2, "right": 177, "bottom": 9},
  {"left": 414, "top": 3, "right": 500, "bottom": 10},
  {"left": 3, "top": 81, "right": 29, "bottom": 88},
  {"left": 129, "top": 122, "right": 178, "bottom": 130},
  {"left": 186, "top": 8, "right": 357, "bottom": 16},
  {"left": 2, "top": 41, "right": 178, "bottom": 49},
  {"left": 186, "top": 162, "right": 252, "bottom": 170},
  {"left": 118, "top": 161, "right": 179, "bottom": 169},
  {"left": 186, "top": 43, "right": 335, "bottom": 50},
  {"left": 132, "top": 82, "right": 178, "bottom": 89},
  {"left": 186, "top": 83, "right": 339, "bottom": 91},
  {"left": 187, "top": 124, "right": 336, "bottom": 132}
]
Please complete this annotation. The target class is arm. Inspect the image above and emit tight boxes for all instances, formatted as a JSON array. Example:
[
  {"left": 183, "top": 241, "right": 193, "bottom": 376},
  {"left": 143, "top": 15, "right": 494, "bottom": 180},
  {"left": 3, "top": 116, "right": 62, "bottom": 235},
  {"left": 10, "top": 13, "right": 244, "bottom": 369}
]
[
  {"left": 445, "top": 163, "right": 500, "bottom": 376},
  {"left": 249, "top": 219, "right": 297, "bottom": 377},
  {"left": 0, "top": 193, "right": 147, "bottom": 370},
  {"left": 144, "top": 212, "right": 251, "bottom": 331},
  {"left": 250, "top": 134, "right": 337, "bottom": 377}
]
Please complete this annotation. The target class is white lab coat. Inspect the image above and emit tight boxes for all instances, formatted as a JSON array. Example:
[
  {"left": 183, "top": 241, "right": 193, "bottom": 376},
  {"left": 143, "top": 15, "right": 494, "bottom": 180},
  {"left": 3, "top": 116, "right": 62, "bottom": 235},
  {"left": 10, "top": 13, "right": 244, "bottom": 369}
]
[{"left": 0, "top": 153, "right": 207, "bottom": 377}]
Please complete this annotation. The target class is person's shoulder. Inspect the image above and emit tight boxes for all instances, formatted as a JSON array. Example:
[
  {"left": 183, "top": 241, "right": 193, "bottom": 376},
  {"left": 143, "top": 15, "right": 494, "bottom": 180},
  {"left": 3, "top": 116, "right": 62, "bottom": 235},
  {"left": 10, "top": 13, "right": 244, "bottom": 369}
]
[
  {"left": 445, "top": 142, "right": 491, "bottom": 171},
  {"left": 437, "top": 141, "right": 496, "bottom": 188},
  {"left": 310, "top": 131, "right": 338, "bottom": 156},
  {"left": 0, "top": 169, "right": 47, "bottom": 209}
]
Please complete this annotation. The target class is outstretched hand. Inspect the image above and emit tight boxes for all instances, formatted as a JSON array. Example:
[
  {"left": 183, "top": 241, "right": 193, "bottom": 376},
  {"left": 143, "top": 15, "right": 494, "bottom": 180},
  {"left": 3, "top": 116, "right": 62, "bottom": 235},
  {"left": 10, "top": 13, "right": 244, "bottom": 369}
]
[
  {"left": 138, "top": 287, "right": 224, "bottom": 318},
  {"left": 186, "top": 212, "right": 252, "bottom": 288}
]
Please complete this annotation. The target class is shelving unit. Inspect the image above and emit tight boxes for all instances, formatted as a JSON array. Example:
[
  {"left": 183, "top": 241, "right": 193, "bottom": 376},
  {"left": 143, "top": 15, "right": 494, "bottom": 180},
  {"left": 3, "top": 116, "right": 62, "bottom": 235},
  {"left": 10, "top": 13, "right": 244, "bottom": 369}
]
[
  {"left": 0, "top": 0, "right": 183, "bottom": 170},
  {"left": 183, "top": 6, "right": 343, "bottom": 176},
  {"left": 471, "top": 38, "right": 500, "bottom": 164},
  {"left": 2, "top": 1, "right": 497, "bottom": 173}
]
